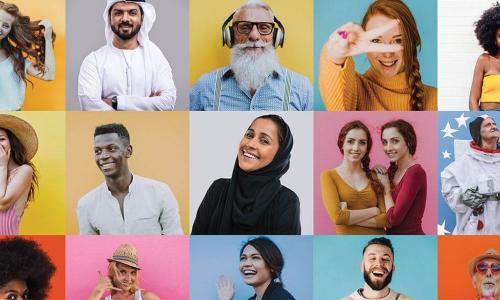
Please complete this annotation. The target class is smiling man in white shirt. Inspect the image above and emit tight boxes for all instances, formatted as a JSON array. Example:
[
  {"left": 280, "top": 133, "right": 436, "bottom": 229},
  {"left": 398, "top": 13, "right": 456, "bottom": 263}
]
[
  {"left": 78, "top": 0, "right": 176, "bottom": 111},
  {"left": 77, "top": 123, "right": 183, "bottom": 235}
]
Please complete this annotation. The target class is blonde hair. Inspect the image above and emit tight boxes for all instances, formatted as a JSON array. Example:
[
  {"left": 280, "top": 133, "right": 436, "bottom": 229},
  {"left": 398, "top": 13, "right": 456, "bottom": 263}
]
[
  {"left": 361, "top": 0, "right": 425, "bottom": 111},
  {"left": 107, "top": 261, "right": 139, "bottom": 295}
]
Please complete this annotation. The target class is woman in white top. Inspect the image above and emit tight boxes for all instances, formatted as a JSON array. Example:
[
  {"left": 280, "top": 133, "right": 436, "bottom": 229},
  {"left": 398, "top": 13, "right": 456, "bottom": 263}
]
[
  {"left": 88, "top": 244, "right": 160, "bottom": 300},
  {"left": 0, "top": 1, "right": 55, "bottom": 110}
]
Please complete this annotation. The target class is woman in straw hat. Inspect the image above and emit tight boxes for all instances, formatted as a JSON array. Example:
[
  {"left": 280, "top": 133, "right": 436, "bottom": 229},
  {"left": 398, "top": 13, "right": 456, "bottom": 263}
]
[
  {"left": 0, "top": 114, "right": 38, "bottom": 235},
  {"left": 88, "top": 244, "right": 160, "bottom": 300}
]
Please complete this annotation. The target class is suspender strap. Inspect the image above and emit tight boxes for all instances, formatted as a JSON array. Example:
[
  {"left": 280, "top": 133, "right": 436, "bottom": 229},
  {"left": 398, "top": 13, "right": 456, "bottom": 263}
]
[
  {"left": 213, "top": 69, "right": 224, "bottom": 111},
  {"left": 282, "top": 70, "right": 292, "bottom": 111}
]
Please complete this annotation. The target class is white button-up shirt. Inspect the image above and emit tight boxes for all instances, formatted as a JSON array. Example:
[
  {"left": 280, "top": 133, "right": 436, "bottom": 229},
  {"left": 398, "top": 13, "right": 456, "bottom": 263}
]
[{"left": 77, "top": 175, "right": 183, "bottom": 235}]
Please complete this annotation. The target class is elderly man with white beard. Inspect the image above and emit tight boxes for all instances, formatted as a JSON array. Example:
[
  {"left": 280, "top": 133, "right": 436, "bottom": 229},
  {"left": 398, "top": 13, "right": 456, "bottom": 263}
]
[
  {"left": 189, "top": 0, "right": 312, "bottom": 111},
  {"left": 468, "top": 249, "right": 500, "bottom": 300}
]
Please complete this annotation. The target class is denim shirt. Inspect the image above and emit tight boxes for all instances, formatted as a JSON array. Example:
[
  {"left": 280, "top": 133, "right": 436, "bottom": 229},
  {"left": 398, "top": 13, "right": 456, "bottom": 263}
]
[{"left": 189, "top": 66, "right": 312, "bottom": 111}]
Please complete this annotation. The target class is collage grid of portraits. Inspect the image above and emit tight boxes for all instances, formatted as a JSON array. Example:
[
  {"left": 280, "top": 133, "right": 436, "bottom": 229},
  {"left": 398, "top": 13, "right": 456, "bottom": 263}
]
[{"left": 0, "top": 0, "right": 499, "bottom": 299}]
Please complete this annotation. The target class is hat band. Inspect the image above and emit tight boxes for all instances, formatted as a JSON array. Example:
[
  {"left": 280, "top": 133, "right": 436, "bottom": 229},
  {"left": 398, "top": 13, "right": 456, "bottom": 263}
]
[{"left": 113, "top": 255, "right": 138, "bottom": 265}]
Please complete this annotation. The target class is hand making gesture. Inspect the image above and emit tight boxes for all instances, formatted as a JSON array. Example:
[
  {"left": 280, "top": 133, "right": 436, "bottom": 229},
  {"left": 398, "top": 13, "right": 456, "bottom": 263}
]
[{"left": 326, "top": 19, "right": 403, "bottom": 65}]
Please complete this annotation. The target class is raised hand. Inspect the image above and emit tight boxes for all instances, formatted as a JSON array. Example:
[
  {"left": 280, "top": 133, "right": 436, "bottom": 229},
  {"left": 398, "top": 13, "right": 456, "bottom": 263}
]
[
  {"left": 38, "top": 20, "right": 53, "bottom": 40},
  {"left": 373, "top": 165, "right": 390, "bottom": 190},
  {"left": 216, "top": 275, "right": 235, "bottom": 300},
  {"left": 0, "top": 144, "right": 10, "bottom": 168},
  {"left": 94, "top": 271, "right": 122, "bottom": 293},
  {"left": 326, "top": 19, "right": 403, "bottom": 64}
]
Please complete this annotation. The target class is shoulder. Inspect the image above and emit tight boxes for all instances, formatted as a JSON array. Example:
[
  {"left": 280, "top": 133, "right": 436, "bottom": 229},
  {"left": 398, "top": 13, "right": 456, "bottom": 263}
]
[
  {"left": 391, "top": 289, "right": 413, "bottom": 300},
  {"left": 477, "top": 53, "right": 491, "bottom": 64},
  {"left": 77, "top": 183, "right": 105, "bottom": 208},
  {"left": 193, "top": 67, "right": 228, "bottom": 86},
  {"left": 208, "top": 178, "right": 230, "bottom": 193},
  {"left": 82, "top": 45, "right": 110, "bottom": 62},
  {"left": 321, "top": 168, "right": 337, "bottom": 179},
  {"left": 281, "top": 67, "right": 311, "bottom": 87},
  {"left": 266, "top": 283, "right": 295, "bottom": 300},
  {"left": 407, "top": 164, "right": 426, "bottom": 176},
  {"left": 141, "top": 290, "right": 160, "bottom": 300},
  {"left": 134, "top": 175, "right": 168, "bottom": 188},
  {"left": 11, "top": 164, "right": 33, "bottom": 178},
  {"left": 273, "top": 186, "right": 299, "bottom": 209}
]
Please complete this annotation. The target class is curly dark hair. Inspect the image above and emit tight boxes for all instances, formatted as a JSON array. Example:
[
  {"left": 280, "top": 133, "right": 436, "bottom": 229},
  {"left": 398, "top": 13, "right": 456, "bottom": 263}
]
[
  {"left": 0, "top": 237, "right": 56, "bottom": 300},
  {"left": 474, "top": 2, "right": 500, "bottom": 56}
]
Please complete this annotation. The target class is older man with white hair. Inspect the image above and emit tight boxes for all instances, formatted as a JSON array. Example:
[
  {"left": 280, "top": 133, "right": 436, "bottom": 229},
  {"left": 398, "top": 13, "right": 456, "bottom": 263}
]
[
  {"left": 78, "top": 0, "right": 176, "bottom": 111},
  {"left": 190, "top": 0, "right": 312, "bottom": 111}
]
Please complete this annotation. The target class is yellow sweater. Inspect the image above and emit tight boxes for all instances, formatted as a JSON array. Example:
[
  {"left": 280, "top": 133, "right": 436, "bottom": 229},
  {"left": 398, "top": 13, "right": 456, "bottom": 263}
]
[
  {"left": 320, "top": 169, "right": 390, "bottom": 235},
  {"left": 319, "top": 47, "right": 437, "bottom": 111}
]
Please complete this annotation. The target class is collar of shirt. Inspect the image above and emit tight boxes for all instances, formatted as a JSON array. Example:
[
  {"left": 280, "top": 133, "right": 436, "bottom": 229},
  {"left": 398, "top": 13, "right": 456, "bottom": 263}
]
[
  {"left": 103, "top": 173, "right": 137, "bottom": 198},
  {"left": 221, "top": 66, "right": 281, "bottom": 81}
]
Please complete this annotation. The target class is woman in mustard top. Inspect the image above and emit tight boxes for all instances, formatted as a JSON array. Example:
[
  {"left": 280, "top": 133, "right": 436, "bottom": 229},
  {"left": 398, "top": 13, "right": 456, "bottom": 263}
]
[
  {"left": 319, "top": 0, "right": 437, "bottom": 111},
  {"left": 469, "top": 3, "right": 500, "bottom": 111},
  {"left": 320, "top": 120, "right": 389, "bottom": 235}
]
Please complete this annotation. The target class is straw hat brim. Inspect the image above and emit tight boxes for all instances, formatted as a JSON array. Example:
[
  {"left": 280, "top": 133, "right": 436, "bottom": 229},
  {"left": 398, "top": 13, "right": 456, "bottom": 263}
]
[
  {"left": 0, "top": 114, "right": 38, "bottom": 161},
  {"left": 107, "top": 258, "right": 142, "bottom": 270}
]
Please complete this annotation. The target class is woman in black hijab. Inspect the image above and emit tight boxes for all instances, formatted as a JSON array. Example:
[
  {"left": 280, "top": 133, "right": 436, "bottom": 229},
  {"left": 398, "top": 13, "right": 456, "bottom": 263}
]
[{"left": 192, "top": 114, "right": 300, "bottom": 234}]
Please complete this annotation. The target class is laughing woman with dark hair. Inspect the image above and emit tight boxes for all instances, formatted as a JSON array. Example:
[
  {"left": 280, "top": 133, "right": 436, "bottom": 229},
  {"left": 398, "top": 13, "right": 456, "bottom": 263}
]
[
  {"left": 216, "top": 237, "right": 295, "bottom": 300},
  {"left": 469, "top": 2, "right": 500, "bottom": 111},
  {"left": 0, "top": 237, "right": 56, "bottom": 300},
  {"left": 0, "top": 1, "right": 55, "bottom": 110},
  {"left": 192, "top": 115, "right": 300, "bottom": 235}
]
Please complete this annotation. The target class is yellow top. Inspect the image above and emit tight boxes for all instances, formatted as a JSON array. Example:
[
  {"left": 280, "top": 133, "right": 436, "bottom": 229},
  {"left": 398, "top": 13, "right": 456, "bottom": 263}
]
[
  {"left": 320, "top": 169, "right": 390, "bottom": 235},
  {"left": 481, "top": 75, "right": 500, "bottom": 103},
  {"left": 319, "top": 47, "right": 437, "bottom": 111}
]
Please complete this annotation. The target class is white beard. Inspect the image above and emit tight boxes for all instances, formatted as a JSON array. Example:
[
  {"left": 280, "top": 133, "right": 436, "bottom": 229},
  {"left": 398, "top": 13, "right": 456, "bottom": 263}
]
[{"left": 230, "top": 41, "right": 280, "bottom": 93}]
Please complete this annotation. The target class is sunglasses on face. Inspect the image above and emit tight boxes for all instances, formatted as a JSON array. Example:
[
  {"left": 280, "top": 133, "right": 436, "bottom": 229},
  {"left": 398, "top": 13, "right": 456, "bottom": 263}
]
[
  {"left": 233, "top": 21, "right": 275, "bottom": 35},
  {"left": 475, "top": 261, "right": 500, "bottom": 274}
]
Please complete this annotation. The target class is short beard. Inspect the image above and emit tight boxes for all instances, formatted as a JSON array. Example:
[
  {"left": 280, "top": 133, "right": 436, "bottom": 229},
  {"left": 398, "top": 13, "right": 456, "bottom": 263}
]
[
  {"left": 111, "top": 22, "right": 142, "bottom": 41},
  {"left": 363, "top": 267, "right": 393, "bottom": 291},
  {"left": 230, "top": 41, "right": 280, "bottom": 93}
]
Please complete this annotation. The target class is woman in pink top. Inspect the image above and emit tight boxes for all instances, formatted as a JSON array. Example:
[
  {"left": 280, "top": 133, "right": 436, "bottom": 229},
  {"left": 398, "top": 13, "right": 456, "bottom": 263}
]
[
  {"left": 0, "top": 114, "right": 38, "bottom": 235},
  {"left": 374, "top": 119, "right": 426, "bottom": 234}
]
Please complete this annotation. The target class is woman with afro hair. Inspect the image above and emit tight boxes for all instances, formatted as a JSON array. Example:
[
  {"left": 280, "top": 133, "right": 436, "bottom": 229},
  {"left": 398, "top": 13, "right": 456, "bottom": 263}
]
[
  {"left": 470, "top": 2, "right": 500, "bottom": 111},
  {"left": 0, "top": 237, "right": 56, "bottom": 300}
]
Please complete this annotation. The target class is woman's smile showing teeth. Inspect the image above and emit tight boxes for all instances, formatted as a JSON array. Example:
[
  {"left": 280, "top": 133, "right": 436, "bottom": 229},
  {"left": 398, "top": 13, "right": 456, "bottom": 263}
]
[
  {"left": 379, "top": 59, "right": 397, "bottom": 67},
  {"left": 242, "top": 150, "right": 259, "bottom": 160}
]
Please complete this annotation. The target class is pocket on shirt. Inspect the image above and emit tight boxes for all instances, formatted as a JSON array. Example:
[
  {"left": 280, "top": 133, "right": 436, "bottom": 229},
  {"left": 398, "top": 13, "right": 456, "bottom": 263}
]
[{"left": 133, "top": 216, "right": 160, "bottom": 233}]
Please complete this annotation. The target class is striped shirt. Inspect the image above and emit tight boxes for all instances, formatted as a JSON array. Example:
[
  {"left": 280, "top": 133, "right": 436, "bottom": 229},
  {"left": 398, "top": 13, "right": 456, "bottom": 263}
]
[
  {"left": 189, "top": 66, "right": 313, "bottom": 111},
  {"left": 0, "top": 205, "right": 20, "bottom": 235}
]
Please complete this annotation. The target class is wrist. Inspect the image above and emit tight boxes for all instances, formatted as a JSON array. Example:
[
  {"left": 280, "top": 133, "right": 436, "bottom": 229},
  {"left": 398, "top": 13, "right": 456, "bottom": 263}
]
[{"left": 111, "top": 96, "right": 118, "bottom": 110}]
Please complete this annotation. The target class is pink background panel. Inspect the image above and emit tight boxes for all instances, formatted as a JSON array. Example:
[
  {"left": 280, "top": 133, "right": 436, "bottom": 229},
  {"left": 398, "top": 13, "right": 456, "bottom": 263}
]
[
  {"left": 66, "top": 236, "right": 189, "bottom": 299},
  {"left": 314, "top": 112, "right": 438, "bottom": 235}
]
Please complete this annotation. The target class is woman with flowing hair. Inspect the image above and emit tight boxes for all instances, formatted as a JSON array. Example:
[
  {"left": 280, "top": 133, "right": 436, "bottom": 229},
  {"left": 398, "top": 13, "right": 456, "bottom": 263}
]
[
  {"left": 0, "top": 1, "right": 55, "bottom": 110},
  {"left": 374, "top": 119, "right": 427, "bottom": 234},
  {"left": 0, "top": 114, "right": 39, "bottom": 235},
  {"left": 469, "top": 2, "right": 500, "bottom": 111},
  {"left": 319, "top": 0, "right": 436, "bottom": 111},
  {"left": 321, "top": 120, "right": 389, "bottom": 234}
]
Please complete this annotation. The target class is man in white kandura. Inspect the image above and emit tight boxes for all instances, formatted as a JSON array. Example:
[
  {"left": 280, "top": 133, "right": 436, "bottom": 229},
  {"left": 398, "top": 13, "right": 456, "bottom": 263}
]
[{"left": 78, "top": 0, "right": 176, "bottom": 111}]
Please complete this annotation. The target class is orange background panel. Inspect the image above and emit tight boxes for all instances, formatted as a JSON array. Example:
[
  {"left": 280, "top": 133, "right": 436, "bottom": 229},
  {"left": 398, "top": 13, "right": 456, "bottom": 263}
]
[
  {"left": 10, "top": 0, "right": 66, "bottom": 110},
  {"left": 65, "top": 112, "right": 189, "bottom": 234},
  {"left": 0, "top": 235, "right": 65, "bottom": 299},
  {"left": 438, "top": 235, "right": 500, "bottom": 299}
]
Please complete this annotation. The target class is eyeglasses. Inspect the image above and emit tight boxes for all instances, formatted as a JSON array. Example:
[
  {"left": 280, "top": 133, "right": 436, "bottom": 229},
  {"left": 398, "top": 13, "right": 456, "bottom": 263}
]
[
  {"left": 475, "top": 262, "right": 500, "bottom": 274},
  {"left": 233, "top": 21, "right": 275, "bottom": 35}
]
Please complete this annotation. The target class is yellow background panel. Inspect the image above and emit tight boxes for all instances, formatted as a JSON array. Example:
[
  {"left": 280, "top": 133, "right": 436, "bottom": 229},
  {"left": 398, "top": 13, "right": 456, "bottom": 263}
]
[
  {"left": 13, "top": 112, "right": 66, "bottom": 234},
  {"left": 189, "top": 0, "right": 313, "bottom": 85},
  {"left": 66, "top": 112, "right": 189, "bottom": 234},
  {"left": 10, "top": 0, "right": 65, "bottom": 110}
]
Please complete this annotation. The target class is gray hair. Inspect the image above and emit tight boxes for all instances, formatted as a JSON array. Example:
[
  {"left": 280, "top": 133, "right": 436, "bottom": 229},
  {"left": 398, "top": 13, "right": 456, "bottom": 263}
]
[{"left": 234, "top": 0, "right": 274, "bottom": 19}]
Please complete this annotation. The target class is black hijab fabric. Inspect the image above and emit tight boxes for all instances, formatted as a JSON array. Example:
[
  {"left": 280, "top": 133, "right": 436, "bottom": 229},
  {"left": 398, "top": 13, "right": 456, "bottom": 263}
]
[{"left": 217, "top": 118, "right": 294, "bottom": 233}]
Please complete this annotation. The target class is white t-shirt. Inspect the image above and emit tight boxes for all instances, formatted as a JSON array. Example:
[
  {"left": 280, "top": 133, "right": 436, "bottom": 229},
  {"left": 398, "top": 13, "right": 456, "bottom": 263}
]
[{"left": 0, "top": 57, "right": 30, "bottom": 110}]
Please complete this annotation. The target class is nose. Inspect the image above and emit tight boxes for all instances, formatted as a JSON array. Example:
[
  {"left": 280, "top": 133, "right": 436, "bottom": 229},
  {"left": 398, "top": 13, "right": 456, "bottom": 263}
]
[
  {"left": 381, "top": 52, "right": 394, "bottom": 58},
  {"left": 99, "top": 150, "right": 110, "bottom": 160},
  {"left": 352, "top": 142, "right": 360, "bottom": 151},
  {"left": 246, "top": 137, "right": 258, "bottom": 148},
  {"left": 248, "top": 24, "right": 261, "bottom": 41}
]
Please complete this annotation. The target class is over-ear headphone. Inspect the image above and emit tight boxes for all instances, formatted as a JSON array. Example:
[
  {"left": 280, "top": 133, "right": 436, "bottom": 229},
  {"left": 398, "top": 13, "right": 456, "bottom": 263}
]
[{"left": 222, "top": 11, "right": 285, "bottom": 49}]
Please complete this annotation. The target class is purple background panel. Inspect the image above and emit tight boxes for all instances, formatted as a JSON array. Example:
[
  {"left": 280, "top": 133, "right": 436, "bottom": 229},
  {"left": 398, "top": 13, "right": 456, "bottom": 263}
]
[
  {"left": 65, "top": 236, "right": 189, "bottom": 299},
  {"left": 314, "top": 111, "right": 438, "bottom": 234}
]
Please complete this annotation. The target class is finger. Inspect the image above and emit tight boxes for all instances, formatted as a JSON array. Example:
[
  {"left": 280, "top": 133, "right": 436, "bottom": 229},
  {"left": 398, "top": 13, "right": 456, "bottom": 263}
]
[
  {"left": 97, "top": 270, "right": 103, "bottom": 277},
  {"left": 110, "top": 286, "right": 123, "bottom": 292},
  {"left": 363, "top": 19, "right": 399, "bottom": 39}
]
